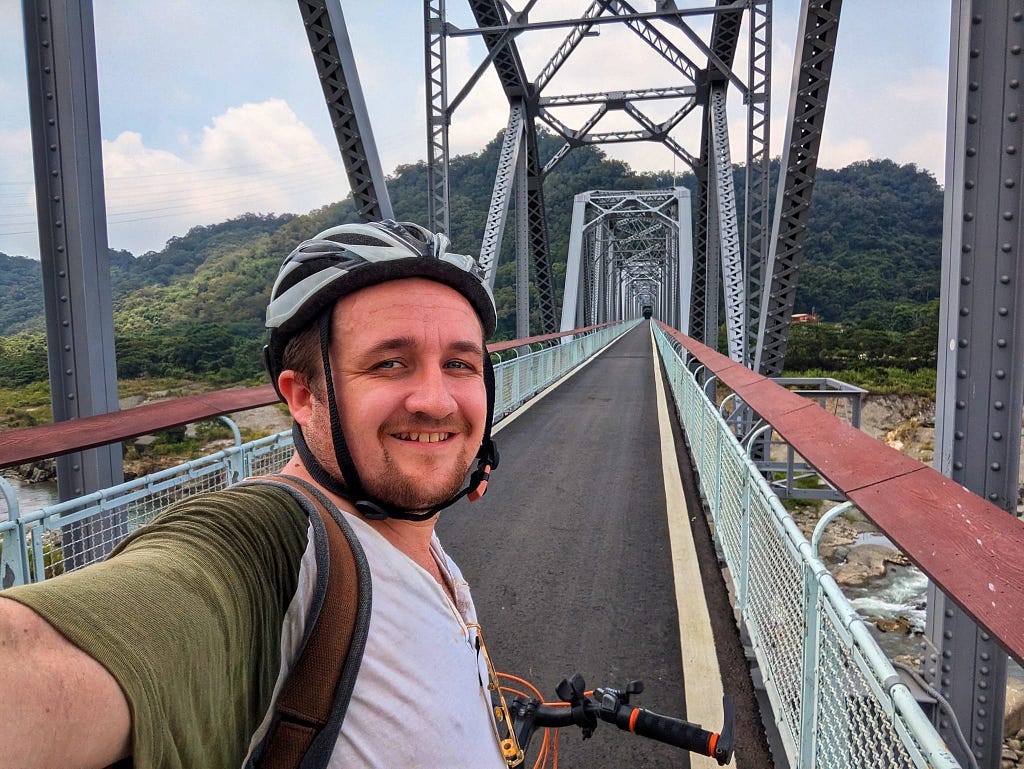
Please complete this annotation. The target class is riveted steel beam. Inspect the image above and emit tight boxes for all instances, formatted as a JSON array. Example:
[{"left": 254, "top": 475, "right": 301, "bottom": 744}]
[
  {"left": 745, "top": 0, "right": 772, "bottom": 357},
  {"left": 925, "top": 2, "right": 1023, "bottom": 766},
  {"left": 480, "top": 103, "right": 525, "bottom": 284},
  {"left": 424, "top": 0, "right": 450, "bottom": 233},
  {"left": 710, "top": 85, "right": 746, "bottom": 363},
  {"left": 298, "top": 0, "right": 393, "bottom": 222},
  {"left": 754, "top": 0, "right": 842, "bottom": 376},
  {"left": 23, "top": 0, "right": 123, "bottom": 566}
]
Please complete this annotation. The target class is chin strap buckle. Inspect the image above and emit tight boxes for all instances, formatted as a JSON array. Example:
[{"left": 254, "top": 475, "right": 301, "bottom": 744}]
[{"left": 468, "top": 440, "right": 499, "bottom": 502}]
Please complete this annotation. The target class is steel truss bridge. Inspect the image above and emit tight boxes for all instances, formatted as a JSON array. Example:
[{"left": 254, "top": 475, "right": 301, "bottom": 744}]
[{"left": 5, "top": 2, "right": 1024, "bottom": 768}]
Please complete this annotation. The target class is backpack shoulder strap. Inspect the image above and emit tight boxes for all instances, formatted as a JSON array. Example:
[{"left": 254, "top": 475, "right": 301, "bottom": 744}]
[{"left": 245, "top": 474, "right": 371, "bottom": 769}]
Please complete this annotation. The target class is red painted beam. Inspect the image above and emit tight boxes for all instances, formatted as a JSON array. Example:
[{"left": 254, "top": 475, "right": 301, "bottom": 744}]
[
  {"left": 657, "top": 322, "right": 1024, "bottom": 667},
  {"left": 0, "top": 385, "right": 282, "bottom": 470}
]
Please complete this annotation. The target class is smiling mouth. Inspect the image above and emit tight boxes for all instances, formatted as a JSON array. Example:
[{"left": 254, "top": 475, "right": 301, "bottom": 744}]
[{"left": 393, "top": 431, "right": 455, "bottom": 444}]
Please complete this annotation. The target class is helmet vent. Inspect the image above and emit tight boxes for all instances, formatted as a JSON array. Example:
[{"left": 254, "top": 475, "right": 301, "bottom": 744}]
[{"left": 323, "top": 233, "right": 390, "bottom": 247}]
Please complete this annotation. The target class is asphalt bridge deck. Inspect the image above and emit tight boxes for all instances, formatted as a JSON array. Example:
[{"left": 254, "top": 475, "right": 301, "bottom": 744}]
[{"left": 436, "top": 323, "right": 774, "bottom": 769}]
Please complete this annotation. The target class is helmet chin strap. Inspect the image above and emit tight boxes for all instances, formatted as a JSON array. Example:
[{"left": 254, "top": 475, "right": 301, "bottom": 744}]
[{"left": 293, "top": 311, "right": 498, "bottom": 523}]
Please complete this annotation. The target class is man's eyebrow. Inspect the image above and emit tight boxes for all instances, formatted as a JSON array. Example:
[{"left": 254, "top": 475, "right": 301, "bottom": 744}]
[{"left": 358, "top": 337, "right": 485, "bottom": 358}]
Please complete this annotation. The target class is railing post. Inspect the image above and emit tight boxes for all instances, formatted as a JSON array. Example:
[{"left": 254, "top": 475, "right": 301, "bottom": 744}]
[
  {"left": 0, "top": 477, "right": 29, "bottom": 588},
  {"left": 799, "top": 557, "right": 823, "bottom": 768},
  {"left": 218, "top": 417, "right": 246, "bottom": 483}
]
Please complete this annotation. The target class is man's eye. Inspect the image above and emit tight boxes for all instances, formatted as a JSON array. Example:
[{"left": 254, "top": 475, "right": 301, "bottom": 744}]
[
  {"left": 445, "top": 360, "right": 475, "bottom": 371},
  {"left": 375, "top": 360, "right": 402, "bottom": 370}
]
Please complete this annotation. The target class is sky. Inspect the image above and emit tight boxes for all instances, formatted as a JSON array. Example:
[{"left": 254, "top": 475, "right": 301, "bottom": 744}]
[{"left": 0, "top": 2, "right": 952, "bottom": 260}]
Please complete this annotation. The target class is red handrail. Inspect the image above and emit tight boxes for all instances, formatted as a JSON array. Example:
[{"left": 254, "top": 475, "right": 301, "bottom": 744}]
[{"left": 657, "top": 321, "right": 1024, "bottom": 667}]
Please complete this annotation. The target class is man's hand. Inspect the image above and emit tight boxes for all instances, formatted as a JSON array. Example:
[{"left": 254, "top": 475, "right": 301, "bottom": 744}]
[{"left": 0, "top": 596, "right": 131, "bottom": 769}]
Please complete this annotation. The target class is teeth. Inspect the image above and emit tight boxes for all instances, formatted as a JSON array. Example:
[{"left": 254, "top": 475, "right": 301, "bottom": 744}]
[{"left": 396, "top": 432, "right": 450, "bottom": 443}]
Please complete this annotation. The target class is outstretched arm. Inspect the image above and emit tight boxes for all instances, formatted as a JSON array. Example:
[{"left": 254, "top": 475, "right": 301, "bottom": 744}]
[{"left": 0, "top": 596, "right": 130, "bottom": 769}]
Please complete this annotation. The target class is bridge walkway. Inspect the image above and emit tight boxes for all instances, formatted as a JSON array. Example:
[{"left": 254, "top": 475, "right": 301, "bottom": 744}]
[{"left": 436, "top": 323, "right": 774, "bottom": 768}]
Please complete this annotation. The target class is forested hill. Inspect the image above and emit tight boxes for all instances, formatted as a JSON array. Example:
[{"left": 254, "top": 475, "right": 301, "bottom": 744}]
[{"left": 0, "top": 133, "right": 943, "bottom": 384}]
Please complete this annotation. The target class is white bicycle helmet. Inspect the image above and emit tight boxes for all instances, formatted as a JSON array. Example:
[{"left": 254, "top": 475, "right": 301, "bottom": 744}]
[{"left": 263, "top": 219, "right": 499, "bottom": 521}]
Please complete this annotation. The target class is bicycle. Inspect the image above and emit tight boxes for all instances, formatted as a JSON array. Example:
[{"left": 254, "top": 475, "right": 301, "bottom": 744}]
[{"left": 490, "top": 671, "right": 735, "bottom": 768}]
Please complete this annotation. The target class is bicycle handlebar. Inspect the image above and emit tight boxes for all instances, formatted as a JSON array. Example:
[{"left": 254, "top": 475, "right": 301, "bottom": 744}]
[{"left": 504, "top": 673, "right": 735, "bottom": 766}]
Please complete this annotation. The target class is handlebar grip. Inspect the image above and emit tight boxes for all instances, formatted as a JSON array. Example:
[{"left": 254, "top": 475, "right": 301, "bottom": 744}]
[{"left": 626, "top": 708, "right": 718, "bottom": 757}]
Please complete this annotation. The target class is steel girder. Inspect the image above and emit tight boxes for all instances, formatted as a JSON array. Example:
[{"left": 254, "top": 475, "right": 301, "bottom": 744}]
[
  {"left": 297, "top": 0, "right": 393, "bottom": 222},
  {"left": 744, "top": 0, "right": 772, "bottom": 358},
  {"left": 479, "top": 103, "right": 526, "bottom": 285},
  {"left": 425, "top": 0, "right": 450, "bottom": 233},
  {"left": 23, "top": 0, "right": 124, "bottom": 565},
  {"left": 560, "top": 190, "right": 691, "bottom": 329},
  {"left": 925, "top": 2, "right": 1024, "bottom": 766},
  {"left": 710, "top": 84, "right": 747, "bottom": 363},
  {"left": 754, "top": 0, "right": 841, "bottom": 376},
  {"left": 443, "top": 2, "right": 759, "bottom": 336}
]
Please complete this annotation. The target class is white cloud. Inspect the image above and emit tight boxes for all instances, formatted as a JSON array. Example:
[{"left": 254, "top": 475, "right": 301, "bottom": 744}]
[{"left": 99, "top": 99, "right": 347, "bottom": 256}]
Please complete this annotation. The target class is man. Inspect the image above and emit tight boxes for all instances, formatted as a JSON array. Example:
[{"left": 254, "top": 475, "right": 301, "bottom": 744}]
[{"left": 0, "top": 220, "right": 509, "bottom": 768}]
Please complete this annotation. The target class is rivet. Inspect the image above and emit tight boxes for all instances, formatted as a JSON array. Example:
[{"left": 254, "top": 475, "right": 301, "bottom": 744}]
[
  {"left": 967, "top": 114, "right": 979, "bottom": 124},
  {"left": 989, "top": 492, "right": 999, "bottom": 500},
  {"left": 49, "top": 144, "right": 56, "bottom": 152},
  {"left": 998, "top": 307, "right": 1008, "bottom": 315},
  {"left": 1000, "top": 274, "right": 1011, "bottom": 283},
  {"left": 1002, "top": 242, "right": 1012, "bottom": 251},
  {"left": 979, "top": 681, "right": 988, "bottom": 691},
  {"left": 61, "top": 320, "right": 69, "bottom": 327},
  {"left": 1008, "top": 145, "right": 1018, "bottom": 154},
  {"left": 942, "top": 664, "right": 952, "bottom": 672},
  {"left": 65, "top": 369, "right": 72, "bottom": 376},
  {"left": 965, "top": 212, "right": 975, "bottom": 221},
  {"left": 981, "top": 652, "right": 991, "bottom": 661},
  {"left": 74, "top": 487, "right": 82, "bottom": 495},
  {"left": 959, "top": 307, "right": 970, "bottom": 316},
  {"left": 47, "top": 118, "right": 54, "bottom": 126},
  {"left": 58, "top": 270, "right": 66, "bottom": 277},
  {"left": 967, "top": 147, "right": 978, "bottom": 156},
  {"left": 67, "top": 393, "right": 74, "bottom": 400},
  {"left": 978, "top": 694, "right": 988, "bottom": 704},
  {"left": 969, "top": 81, "right": 979, "bottom": 92},
  {"left": 972, "top": 14, "right": 982, "bottom": 23},
  {"left": 1012, "top": 79, "right": 1021, "bottom": 88},
  {"left": 1016, "top": 11, "right": 1024, "bottom": 21},
  {"left": 955, "top": 431, "right": 965, "bottom": 440},
  {"left": 962, "top": 244, "right": 972, "bottom": 253},
  {"left": 1004, "top": 211, "right": 1014, "bottom": 220},
  {"left": 56, "top": 245, "right": 64, "bottom": 253},
  {"left": 978, "top": 707, "right": 987, "bottom": 717},
  {"left": 954, "top": 461, "right": 964, "bottom": 470},
  {"left": 63, "top": 345, "right": 71, "bottom": 352},
  {"left": 55, "top": 221, "right": 62, "bottom": 228},
  {"left": 994, "top": 401, "right": 1005, "bottom": 410},
  {"left": 945, "top": 609, "right": 956, "bottom": 619},
  {"left": 42, "top": 40, "right": 49, "bottom": 48},
  {"left": 993, "top": 431, "right": 1003, "bottom": 440},
  {"left": 43, "top": 66, "right": 51, "bottom": 74},
  {"left": 945, "top": 630, "right": 954, "bottom": 639},
  {"left": 59, "top": 295, "right": 67, "bottom": 302},
  {"left": 50, "top": 170, "right": 58, "bottom": 177},
  {"left": 961, "top": 275, "right": 971, "bottom": 284},
  {"left": 970, "top": 48, "right": 980, "bottom": 58},
  {"left": 957, "top": 369, "right": 968, "bottom": 379},
  {"left": 1005, "top": 177, "right": 1016, "bottom": 186},
  {"left": 965, "top": 179, "right": 975, "bottom": 189},
  {"left": 991, "top": 462, "right": 1001, "bottom": 471},
  {"left": 997, "top": 338, "right": 1007, "bottom": 347},
  {"left": 52, "top": 195, "right": 60, "bottom": 202},
  {"left": 1013, "top": 46, "right": 1023, "bottom": 56},
  {"left": 959, "top": 338, "right": 969, "bottom": 348}
]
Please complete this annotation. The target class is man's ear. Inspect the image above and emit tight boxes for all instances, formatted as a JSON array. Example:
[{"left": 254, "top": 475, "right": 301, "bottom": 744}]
[{"left": 277, "top": 370, "right": 315, "bottom": 426}]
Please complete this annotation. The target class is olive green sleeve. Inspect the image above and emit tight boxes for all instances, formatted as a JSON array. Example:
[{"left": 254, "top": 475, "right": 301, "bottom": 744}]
[{"left": 3, "top": 485, "right": 310, "bottom": 769}]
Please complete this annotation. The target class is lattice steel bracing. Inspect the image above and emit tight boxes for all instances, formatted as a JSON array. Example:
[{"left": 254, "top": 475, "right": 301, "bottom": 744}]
[
  {"left": 926, "top": 2, "right": 1024, "bottom": 766},
  {"left": 436, "top": 2, "right": 765, "bottom": 336},
  {"left": 745, "top": 0, "right": 772, "bottom": 357},
  {"left": 425, "top": 0, "right": 450, "bottom": 234},
  {"left": 297, "top": 0, "right": 393, "bottom": 222},
  {"left": 754, "top": 0, "right": 841, "bottom": 376},
  {"left": 23, "top": 0, "right": 124, "bottom": 565},
  {"left": 560, "top": 190, "right": 691, "bottom": 330},
  {"left": 710, "top": 84, "right": 746, "bottom": 363},
  {"left": 479, "top": 103, "right": 526, "bottom": 285}
]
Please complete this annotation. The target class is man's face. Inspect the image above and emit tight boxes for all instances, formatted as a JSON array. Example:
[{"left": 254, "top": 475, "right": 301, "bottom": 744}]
[{"left": 320, "top": 277, "right": 488, "bottom": 511}]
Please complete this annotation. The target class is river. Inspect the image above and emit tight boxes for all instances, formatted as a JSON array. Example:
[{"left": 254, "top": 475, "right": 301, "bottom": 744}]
[{"left": 1, "top": 476, "right": 59, "bottom": 521}]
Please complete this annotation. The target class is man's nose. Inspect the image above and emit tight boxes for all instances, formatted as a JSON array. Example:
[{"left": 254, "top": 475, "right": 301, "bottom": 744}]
[{"left": 404, "top": 366, "right": 457, "bottom": 418}]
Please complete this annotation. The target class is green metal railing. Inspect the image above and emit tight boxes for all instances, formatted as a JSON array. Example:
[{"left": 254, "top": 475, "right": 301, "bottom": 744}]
[{"left": 652, "top": 323, "right": 960, "bottom": 769}]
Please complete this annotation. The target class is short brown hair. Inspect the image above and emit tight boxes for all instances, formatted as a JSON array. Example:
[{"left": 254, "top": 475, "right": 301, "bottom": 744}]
[{"left": 280, "top": 317, "right": 326, "bottom": 399}]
